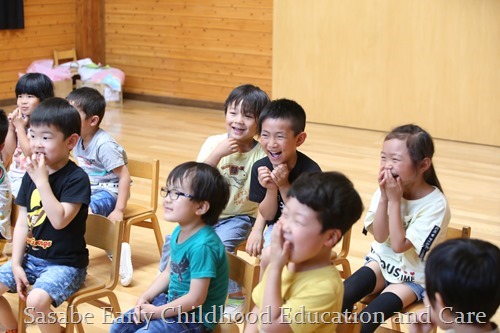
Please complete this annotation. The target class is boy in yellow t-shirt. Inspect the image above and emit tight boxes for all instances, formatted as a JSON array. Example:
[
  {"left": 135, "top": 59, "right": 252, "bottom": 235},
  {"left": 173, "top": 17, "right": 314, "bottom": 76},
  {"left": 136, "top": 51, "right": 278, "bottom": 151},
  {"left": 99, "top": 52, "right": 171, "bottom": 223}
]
[{"left": 245, "top": 171, "right": 363, "bottom": 333}]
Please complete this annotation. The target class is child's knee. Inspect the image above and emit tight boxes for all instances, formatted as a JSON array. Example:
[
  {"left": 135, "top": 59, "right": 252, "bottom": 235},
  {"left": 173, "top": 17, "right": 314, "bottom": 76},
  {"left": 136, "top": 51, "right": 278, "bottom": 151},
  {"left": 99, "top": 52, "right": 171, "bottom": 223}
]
[{"left": 25, "top": 289, "right": 53, "bottom": 313}]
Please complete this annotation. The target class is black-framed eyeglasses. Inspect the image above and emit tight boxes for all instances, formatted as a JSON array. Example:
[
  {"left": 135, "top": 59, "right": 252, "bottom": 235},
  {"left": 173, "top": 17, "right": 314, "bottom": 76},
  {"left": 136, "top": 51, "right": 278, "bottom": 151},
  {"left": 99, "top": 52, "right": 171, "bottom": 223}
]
[{"left": 160, "top": 187, "right": 194, "bottom": 200}]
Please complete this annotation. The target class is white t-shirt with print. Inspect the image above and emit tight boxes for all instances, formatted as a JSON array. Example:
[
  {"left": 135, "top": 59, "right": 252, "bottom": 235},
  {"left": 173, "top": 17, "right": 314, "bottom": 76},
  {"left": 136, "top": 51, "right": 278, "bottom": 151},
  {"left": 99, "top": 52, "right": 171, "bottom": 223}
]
[{"left": 364, "top": 187, "right": 451, "bottom": 286}]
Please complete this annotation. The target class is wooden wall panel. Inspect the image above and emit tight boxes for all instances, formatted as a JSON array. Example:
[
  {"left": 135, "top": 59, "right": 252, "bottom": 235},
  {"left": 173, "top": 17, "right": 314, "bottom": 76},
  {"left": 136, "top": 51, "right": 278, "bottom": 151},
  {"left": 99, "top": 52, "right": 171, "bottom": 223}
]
[
  {"left": 0, "top": 0, "right": 76, "bottom": 101},
  {"left": 104, "top": 0, "right": 273, "bottom": 103},
  {"left": 273, "top": 0, "right": 500, "bottom": 146}
]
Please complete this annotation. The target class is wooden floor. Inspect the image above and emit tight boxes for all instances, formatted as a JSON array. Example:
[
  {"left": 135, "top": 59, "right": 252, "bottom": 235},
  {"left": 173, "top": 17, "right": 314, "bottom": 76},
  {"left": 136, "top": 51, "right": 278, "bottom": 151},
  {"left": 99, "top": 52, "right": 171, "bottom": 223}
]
[{"left": 3, "top": 99, "right": 499, "bottom": 332}]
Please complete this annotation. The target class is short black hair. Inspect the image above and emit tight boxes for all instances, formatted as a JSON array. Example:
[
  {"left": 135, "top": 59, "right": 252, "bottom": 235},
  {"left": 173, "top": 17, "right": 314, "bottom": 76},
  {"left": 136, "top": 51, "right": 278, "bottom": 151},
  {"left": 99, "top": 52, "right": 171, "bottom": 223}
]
[
  {"left": 15, "top": 73, "right": 55, "bottom": 101},
  {"left": 166, "top": 162, "right": 229, "bottom": 226},
  {"left": 425, "top": 238, "right": 500, "bottom": 324},
  {"left": 0, "top": 110, "right": 8, "bottom": 146},
  {"left": 67, "top": 87, "right": 106, "bottom": 126},
  {"left": 258, "top": 98, "right": 306, "bottom": 136},
  {"left": 287, "top": 171, "right": 363, "bottom": 235},
  {"left": 30, "top": 97, "right": 81, "bottom": 139},
  {"left": 223, "top": 84, "right": 270, "bottom": 120}
]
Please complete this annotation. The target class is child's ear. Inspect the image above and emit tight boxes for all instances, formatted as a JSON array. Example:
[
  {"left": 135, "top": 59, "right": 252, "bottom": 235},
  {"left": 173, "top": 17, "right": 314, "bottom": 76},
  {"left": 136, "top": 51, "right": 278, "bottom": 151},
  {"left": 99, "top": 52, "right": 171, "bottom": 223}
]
[
  {"left": 324, "top": 228, "right": 342, "bottom": 248},
  {"left": 295, "top": 131, "right": 307, "bottom": 147},
  {"left": 0, "top": 143, "right": 4, "bottom": 152},
  {"left": 434, "top": 292, "right": 446, "bottom": 310},
  {"left": 90, "top": 115, "right": 100, "bottom": 126},
  {"left": 420, "top": 157, "right": 432, "bottom": 173},
  {"left": 67, "top": 133, "right": 79, "bottom": 149},
  {"left": 195, "top": 201, "right": 210, "bottom": 216}
]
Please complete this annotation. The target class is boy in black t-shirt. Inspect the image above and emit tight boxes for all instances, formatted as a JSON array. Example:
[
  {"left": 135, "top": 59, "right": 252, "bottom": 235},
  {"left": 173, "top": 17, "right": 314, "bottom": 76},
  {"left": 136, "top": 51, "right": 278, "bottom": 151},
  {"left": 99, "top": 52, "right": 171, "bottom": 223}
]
[
  {"left": 0, "top": 98, "right": 91, "bottom": 333},
  {"left": 248, "top": 99, "right": 321, "bottom": 261}
]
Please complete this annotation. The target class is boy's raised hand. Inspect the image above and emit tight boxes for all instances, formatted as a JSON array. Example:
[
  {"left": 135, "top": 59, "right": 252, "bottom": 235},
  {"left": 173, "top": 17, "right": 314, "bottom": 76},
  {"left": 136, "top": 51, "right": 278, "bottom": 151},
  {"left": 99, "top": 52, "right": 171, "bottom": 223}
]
[
  {"left": 257, "top": 166, "right": 278, "bottom": 190},
  {"left": 270, "top": 163, "right": 289, "bottom": 188},
  {"left": 269, "top": 221, "right": 291, "bottom": 269},
  {"left": 26, "top": 154, "right": 49, "bottom": 186},
  {"left": 214, "top": 137, "right": 239, "bottom": 158}
]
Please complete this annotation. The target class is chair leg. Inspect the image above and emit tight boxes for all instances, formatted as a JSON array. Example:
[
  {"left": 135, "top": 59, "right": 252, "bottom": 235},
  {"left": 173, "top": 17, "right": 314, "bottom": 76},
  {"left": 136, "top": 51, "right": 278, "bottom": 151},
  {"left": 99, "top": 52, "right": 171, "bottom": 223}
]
[
  {"left": 150, "top": 215, "right": 164, "bottom": 255},
  {"left": 124, "top": 216, "right": 163, "bottom": 255},
  {"left": 17, "top": 298, "right": 27, "bottom": 333},
  {"left": 66, "top": 304, "right": 77, "bottom": 333},
  {"left": 122, "top": 221, "right": 132, "bottom": 245},
  {"left": 391, "top": 316, "right": 402, "bottom": 331},
  {"left": 107, "top": 293, "right": 122, "bottom": 317}
]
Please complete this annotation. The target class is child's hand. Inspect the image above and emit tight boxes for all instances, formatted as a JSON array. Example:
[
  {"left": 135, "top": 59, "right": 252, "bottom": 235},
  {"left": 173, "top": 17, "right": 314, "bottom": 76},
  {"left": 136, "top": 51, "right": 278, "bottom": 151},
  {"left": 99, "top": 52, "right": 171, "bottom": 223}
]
[
  {"left": 246, "top": 228, "right": 264, "bottom": 257},
  {"left": 13, "top": 266, "right": 30, "bottom": 301},
  {"left": 378, "top": 166, "right": 389, "bottom": 200},
  {"left": 380, "top": 169, "right": 403, "bottom": 202},
  {"left": 11, "top": 108, "right": 28, "bottom": 130},
  {"left": 409, "top": 309, "right": 435, "bottom": 333},
  {"left": 258, "top": 166, "right": 278, "bottom": 190},
  {"left": 26, "top": 154, "right": 49, "bottom": 186},
  {"left": 269, "top": 221, "right": 291, "bottom": 269},
  {"left": 213, "top": 137, "right": 239, "bottom": 158},
  {"left": 108, "top": 209, "right": 124, "bottom": 223},
  {"left": 133, "top": 299, "right": 152, "bottom": 323},
  {"left": 134, "top": 303, "right": 158, "bottom": 322},
  {"left": 270, "top": 164, "right": 289, "bottom": 188}
]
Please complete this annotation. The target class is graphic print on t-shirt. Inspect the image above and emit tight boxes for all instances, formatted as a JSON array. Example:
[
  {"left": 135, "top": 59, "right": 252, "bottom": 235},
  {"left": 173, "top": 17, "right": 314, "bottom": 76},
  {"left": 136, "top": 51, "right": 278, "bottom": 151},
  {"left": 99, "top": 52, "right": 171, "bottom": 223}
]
[{"left": 26, "top": 188, "right": 51, "bottom": 250}]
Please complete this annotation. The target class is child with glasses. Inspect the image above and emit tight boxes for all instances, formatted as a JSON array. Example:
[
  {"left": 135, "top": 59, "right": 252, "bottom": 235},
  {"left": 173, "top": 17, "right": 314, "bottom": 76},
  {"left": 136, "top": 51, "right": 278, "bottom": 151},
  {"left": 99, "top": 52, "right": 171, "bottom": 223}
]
[{"left": 110, "top": 161, "right": 230, "bottom": 333}]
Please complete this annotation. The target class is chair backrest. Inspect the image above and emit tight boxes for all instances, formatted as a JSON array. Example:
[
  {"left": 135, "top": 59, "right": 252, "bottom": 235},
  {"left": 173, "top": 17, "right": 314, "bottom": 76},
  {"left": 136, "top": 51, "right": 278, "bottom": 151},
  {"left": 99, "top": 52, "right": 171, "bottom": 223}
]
[
  {"left": 445, "top": 225, "right": 471, "bottom": 240},
  {"left": 85, "top": 214, "right": 124, "bottom": 289},
  {"left": 127, "top": 158, "right": 160, "bottom": 213},
  {"left": 227, "top": 252, "right": 260, "bottom": 315},
  {"left": 53, "top": 48, "right": 77, "bottom": 67},
  {"left": 337, "top": 227, "right": 351, "bottom": 259}
]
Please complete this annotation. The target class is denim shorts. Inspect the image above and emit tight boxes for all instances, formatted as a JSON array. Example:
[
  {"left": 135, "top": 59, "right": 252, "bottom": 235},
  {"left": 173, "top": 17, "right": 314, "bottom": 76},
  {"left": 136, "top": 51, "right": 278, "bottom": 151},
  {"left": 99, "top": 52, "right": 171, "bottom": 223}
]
[
  {"left": 0, "top": 254, "right": 87, "bottom": 307},
  {"left": 90, "top": 190, "right": 117, "bottom": 217},
  {"left": 109, "top": 293, "right": 211, "bottom": 333},
  {"left": 364, "top": 257, "right": 426, "bottom": 301},
  {"left": 263, "top": 223, "right": 275, "bottom": 249}
]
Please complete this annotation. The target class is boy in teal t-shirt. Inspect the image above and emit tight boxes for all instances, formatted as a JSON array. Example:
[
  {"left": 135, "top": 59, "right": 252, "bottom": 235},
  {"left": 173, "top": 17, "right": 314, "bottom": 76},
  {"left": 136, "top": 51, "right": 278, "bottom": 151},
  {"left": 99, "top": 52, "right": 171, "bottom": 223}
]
[{"left": 110, "top": 162, "right": 230, "bottom": 332}]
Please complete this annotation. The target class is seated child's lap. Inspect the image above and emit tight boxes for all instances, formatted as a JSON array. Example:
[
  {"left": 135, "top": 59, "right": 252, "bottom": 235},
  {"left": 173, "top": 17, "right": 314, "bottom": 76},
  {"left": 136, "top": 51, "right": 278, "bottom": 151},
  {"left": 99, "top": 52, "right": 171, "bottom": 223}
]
[
  {"left": 90, "top": 190, "right": 117, "bottom": 217},
  {"left": 0, "top": 254, "right": 86, "bottom": 306}
]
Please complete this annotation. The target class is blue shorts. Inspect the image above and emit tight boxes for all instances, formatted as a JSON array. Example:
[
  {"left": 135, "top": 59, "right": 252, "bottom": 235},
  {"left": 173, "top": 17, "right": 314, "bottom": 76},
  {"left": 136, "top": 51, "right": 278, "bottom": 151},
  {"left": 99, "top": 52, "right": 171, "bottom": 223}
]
[
  {"left": 0, "top": 254, "right": 87, "bottom": 307},
  {"left": 110, "top": 293, "right": 210, "bottom": 333},
  {"left": 90, "top": 190, "right": 117, "bottom": 217},
  {"left": 364, "top": 257, "right": 426, "bottom": 301},
  {"left": 263, "top": 223, "right": 275, "bottom": 249}
]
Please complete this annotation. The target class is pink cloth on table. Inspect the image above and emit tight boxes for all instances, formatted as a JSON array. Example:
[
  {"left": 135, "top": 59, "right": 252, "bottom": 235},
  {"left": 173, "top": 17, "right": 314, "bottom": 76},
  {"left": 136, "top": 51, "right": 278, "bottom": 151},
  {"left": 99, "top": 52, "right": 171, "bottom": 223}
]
[{"left": 22, "top": 59, "right": 72, "bottom": 82}]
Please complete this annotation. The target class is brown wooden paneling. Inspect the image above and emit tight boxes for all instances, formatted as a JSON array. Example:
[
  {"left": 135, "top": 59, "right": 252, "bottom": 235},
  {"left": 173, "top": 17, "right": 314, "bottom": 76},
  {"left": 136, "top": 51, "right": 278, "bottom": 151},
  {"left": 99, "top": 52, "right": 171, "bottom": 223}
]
[
  {"left": 0, "top": 0, "right": 76, "bottom": 100},
  {"left": 75, "top": 0, "right": 105, "bottom": 64},
  {"left": 105, "top": 0, "right": 273, "bottom": 103}
]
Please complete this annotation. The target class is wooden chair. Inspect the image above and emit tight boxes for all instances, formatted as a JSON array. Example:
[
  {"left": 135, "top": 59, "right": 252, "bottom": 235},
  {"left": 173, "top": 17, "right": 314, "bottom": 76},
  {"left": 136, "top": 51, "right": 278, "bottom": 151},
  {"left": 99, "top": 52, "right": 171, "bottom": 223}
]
[
  {"left": 18, "top": 214, "right": 124, "bottom": 333},
  {"left": 214, "top": 252, "right": 261, "bottom": 333},
  {"left": 356, "top": 225, "right": 471, "bottom": 333},
  {"left": 122, "top": 158, "right": 163, "bottom": 254},
  {"left": 53, "top": 48, "right": 77, "bottom": 67},
  {"left": 331, "top": 227, "right": 353, "bottom": 279}
]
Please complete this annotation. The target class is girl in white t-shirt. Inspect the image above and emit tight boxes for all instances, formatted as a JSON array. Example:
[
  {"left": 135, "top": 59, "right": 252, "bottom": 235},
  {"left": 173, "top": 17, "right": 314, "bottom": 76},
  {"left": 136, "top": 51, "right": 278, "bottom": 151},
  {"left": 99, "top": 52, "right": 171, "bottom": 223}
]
[
  {"left": 3, "top": 73, "right": 54, "bottom": 196},
  {"left": 0, "top": 73, "right": 54, "bottom": 256},
  {"left": 342, "top": 124, "right": 451, "bottom": 333}
]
